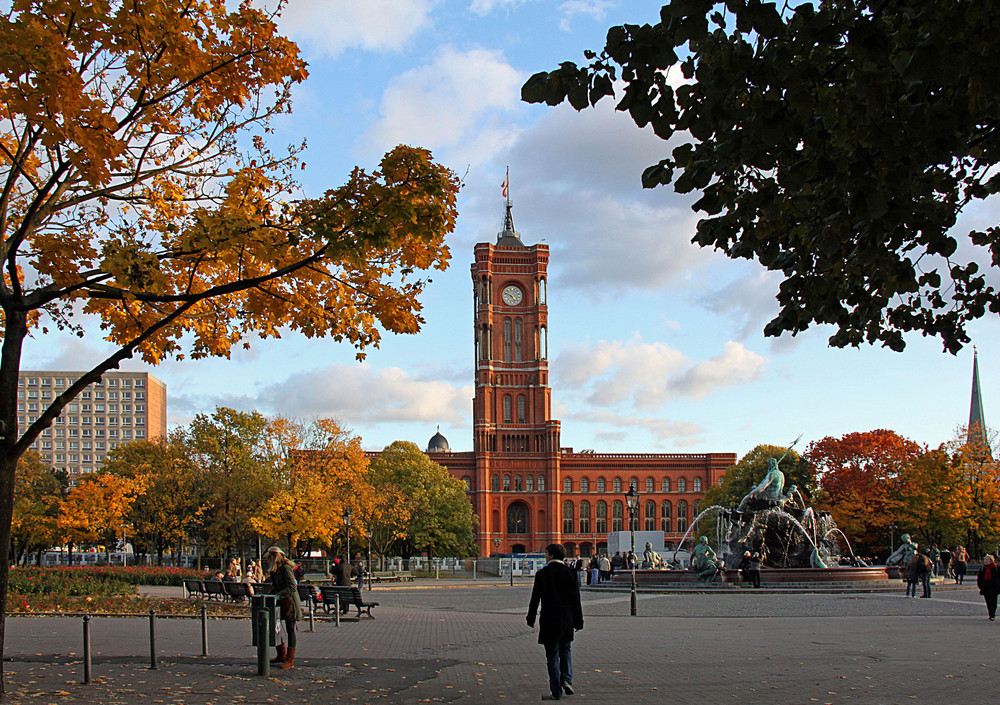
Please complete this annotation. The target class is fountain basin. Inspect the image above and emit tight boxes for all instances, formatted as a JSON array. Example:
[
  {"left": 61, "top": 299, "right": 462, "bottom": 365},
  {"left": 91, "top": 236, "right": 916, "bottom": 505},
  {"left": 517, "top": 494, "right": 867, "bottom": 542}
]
[{"left": 603, "top": 566, "right": 896, "bottom": 590}]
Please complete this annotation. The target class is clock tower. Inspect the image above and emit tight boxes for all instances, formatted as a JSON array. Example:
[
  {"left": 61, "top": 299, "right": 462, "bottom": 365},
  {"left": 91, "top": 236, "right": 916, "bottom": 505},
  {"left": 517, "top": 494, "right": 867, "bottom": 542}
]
[{"left": 470, "top": 202, "right": 561, "bottom": 553}]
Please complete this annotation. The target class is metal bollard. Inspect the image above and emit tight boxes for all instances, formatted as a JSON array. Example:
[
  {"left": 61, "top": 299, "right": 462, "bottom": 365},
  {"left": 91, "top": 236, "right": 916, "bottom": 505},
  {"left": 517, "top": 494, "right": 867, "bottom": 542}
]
[
  {"left": 201, "top": 604, "right": 209, "bottom": 656},
  {"left": 309, "top": 598, "right": 315, "bottom": 632},
  {"left": 148, "top": 609, "right": 157, "bottom": 669},
  {"left": 256, "top": 610, "right": 269, "bottom": 676},
  {"left": 82, "top": 615, "right": 92, "bottom": 684},
  {"left": 334, "top": 594, "right": 340, "bottom": 627}
]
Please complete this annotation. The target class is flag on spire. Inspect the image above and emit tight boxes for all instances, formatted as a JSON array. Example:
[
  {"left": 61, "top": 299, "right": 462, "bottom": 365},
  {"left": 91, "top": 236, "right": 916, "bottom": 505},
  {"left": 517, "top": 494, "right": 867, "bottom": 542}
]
[{"left": 501, "top": 168, "right": 509, "bottom": 199}]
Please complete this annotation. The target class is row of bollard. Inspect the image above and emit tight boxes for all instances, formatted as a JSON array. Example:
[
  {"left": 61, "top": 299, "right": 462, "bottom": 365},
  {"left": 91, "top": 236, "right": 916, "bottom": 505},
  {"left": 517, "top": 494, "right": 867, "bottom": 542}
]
[{"left": 81, "top": 595, "right": 340, "bottom": 683}]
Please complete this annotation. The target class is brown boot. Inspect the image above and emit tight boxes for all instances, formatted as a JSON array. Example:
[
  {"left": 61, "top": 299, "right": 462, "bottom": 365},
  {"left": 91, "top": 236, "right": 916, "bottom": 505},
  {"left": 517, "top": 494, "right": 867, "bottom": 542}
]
[
  {"left": 270, "top": 643, "right": 286, "bottom": 664},
  {"left": 280, "top": 647, "right": 295, "bottom": 669}
]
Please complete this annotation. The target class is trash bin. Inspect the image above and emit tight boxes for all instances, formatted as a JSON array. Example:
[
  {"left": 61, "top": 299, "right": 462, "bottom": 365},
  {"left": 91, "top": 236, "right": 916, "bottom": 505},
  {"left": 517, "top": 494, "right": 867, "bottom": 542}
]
[{"left": 250, "top": 594, "right": 277, "bottom": 646}]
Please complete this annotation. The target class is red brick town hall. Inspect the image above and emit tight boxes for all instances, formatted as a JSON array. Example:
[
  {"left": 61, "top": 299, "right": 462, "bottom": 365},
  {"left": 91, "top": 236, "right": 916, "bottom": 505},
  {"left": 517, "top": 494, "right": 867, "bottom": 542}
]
[{"left": 421, "top": 205, "right": 735, "bottom": 558}]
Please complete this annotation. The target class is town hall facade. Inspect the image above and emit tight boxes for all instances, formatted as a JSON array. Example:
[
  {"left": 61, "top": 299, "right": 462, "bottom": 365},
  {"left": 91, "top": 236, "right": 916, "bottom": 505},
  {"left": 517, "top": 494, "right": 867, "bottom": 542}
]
[{"left": 424, "top": 205, "right": 736, "bottom": 558}]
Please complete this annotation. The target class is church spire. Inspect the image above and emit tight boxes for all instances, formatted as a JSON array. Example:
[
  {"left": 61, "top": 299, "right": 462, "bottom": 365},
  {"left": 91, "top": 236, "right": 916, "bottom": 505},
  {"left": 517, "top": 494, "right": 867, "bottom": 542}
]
[{"left": 968, "top": 346, "right": 990, "bottom": 457}]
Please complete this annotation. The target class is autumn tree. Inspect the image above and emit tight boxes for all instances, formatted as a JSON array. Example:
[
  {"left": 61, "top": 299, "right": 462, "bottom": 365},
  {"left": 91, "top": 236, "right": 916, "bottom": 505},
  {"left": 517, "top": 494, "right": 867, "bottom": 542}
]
[
  {"left": 945, "top": 427, "right": 1000, "bottom": 556},
  {"left": 523, "top": 0, "right": 1000, "bottom": 353},
  {"left": 56, "top": 472, "right": 148, "bottom": 561},
  {"left": 252, "top": 417, "right": 370, "bottom": 558},
  {"left": 179, "top": 408, "right": 278, "bottom": 560},
  {"left": 369, "top": 441, "right": 476, "bottom": 562},
  {"left": 0, "top": 0, "right": 458, "bottom": 682},
  {"left": 806, "top": 430, "right": 923, "bottom": 555},
  {"left": 102, "top": 437, "right": 207, "bottom": 565},
  {"left": 11, "top": 452, "right": 66, "bottom": 565},
  {"left": 895, "top": 446, "right": 970, "bottom": 551}
]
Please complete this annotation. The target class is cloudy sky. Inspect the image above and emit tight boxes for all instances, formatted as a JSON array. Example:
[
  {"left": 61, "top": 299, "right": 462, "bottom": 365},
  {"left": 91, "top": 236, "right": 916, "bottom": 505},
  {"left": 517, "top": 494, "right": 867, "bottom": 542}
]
[{"left": 24, "top": 0, "right": 1000, "bottom": 459}]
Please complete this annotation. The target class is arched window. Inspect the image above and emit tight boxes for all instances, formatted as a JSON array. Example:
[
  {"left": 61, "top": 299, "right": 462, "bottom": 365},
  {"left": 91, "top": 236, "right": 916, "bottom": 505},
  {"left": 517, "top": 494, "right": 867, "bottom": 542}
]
[
  {"left": 613, "top": 477, "right": 622, "bottom": 493},
  {"left": 661, "top": 477, "right": 670, "bottom": 492},
  {"left": 563, "top": 477, "right": 572, "bottom": 493},
  {"left": 693, "top": 500, "right": 701, "bottom": 517},
  {"left": 491, "top": 474, "right": 500, "bottom": 492},
  {"left": 646, "top": 477, "right": 654, "bottom": 493},
  {"left": 562, "top": 501, "right": 574, "bottom": 534},
  {"left": 597, "top": 477, "right": 606, "bottom": 492},
  {"left": 612, "top": 500, "right": 624, "bottom": 532},
  {"left": 579, "top": 500, "right": 591, "bottom": 533},
  {"left": 644, "top": 500, "right": 656, "bottom": 531},
  {"left": 677, "top": 500, "right": 688, "bottom": 532},
  {"left": 515, "top": 318, "right": 523, "bottom": 362},
  {"left": 693, "top": 477, "right": 703, "bottom": 492},
  {"left": 661, "top": 501, "right": 672, "bottom": 532},
  {"left": 507, "top": 502, "right": 528, "bottom": 534},
  {"left": 503, "top": 318, "right": 512, "bottom": 361},
  {"left": 514, "top": 475, "right": 523, "bottom": 491},
  {"left": 503, "top": 395, "right": 512, "bottom": 423},
  {"left": 596, "top": 501, "right": 608, "bottom": 533},
  {"left": 678, "top": 477, "right": 687, "bottom": 492},
  {"left": 526, "top": 474, "right": 534, "bottom": 491},
  {"left": 629, "top": 477, "right": 639, "bottom": 491},
  {"left": 517, "top": 395, "right": 526, "bottom": 423},
  {"left": 503, "top": 474, "right": 511, "bottom": 491},
  {"left": 581, "top": 477, "right": 590, "bottom": 493},
  {"left": 538, "top": 475, "right": 545, "bottom": 491},
  {"left": 463, "top": 477, "right": 472, "bottom": 491}
]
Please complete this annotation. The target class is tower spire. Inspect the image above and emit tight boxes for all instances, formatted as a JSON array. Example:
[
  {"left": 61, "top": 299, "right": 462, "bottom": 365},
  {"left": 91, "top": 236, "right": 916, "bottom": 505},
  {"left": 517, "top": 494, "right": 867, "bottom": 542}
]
[
  {"left": 496, "top": 166, "right": 523, "bottom": 246},
  {"left": 968, "top": 346, "right": 991, "bottom": 458}
]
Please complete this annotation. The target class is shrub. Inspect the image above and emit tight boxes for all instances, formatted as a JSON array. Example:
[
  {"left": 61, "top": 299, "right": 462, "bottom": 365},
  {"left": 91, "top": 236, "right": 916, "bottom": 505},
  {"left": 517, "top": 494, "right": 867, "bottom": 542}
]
[{"left": 9, "top": 566, "right": 206, "bottom": 596}]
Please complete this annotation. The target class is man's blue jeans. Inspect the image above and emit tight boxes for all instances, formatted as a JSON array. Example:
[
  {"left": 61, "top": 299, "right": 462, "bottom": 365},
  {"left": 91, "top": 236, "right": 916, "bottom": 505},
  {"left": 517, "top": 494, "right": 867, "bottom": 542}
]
[
  {"left": 544, "top": 641, "right": 572, "bottom": 698},
  {"left": 921, "top": 573, "right": 932, "bottom": 598}
]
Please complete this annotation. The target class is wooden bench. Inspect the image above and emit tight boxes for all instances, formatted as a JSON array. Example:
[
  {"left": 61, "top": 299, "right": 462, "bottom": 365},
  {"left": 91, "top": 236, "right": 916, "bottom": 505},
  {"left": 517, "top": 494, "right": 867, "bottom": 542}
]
[
  {"left": 297, "top": 584, "right": 320, "bottom": 609},
  {"left": 370, "top": 571, "right": 415, "bottom": 583},
  {"left": 183, "top": 579, "right": 205, "bottom": 598},
  {"left": 225, "top": 582, "right": 251, "bottom": 602},
  {"left": 319, "top": 585, "right": 379, "bottom": 618},
  {"left": 202, "top": 580, "right": 227, "bottom": 601}
]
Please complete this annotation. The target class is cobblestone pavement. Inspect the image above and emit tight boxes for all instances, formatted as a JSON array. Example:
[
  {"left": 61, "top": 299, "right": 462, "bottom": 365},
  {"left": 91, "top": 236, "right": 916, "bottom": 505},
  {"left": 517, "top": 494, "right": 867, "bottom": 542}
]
[{"left": 3, "top": 581, "right": 998, "bottom": 704}]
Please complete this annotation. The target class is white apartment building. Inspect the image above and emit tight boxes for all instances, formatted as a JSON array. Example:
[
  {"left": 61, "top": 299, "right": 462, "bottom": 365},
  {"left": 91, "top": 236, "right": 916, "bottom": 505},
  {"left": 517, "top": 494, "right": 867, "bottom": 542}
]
[{"left": 18, "top": 370, "right": 167, "bottom": 476}]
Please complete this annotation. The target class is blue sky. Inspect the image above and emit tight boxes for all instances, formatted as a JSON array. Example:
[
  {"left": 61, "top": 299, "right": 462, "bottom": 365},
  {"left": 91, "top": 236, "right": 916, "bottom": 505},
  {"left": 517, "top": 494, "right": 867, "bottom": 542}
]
[{"left": 24, "top": 0, "right": 1000, "bottom": 459}]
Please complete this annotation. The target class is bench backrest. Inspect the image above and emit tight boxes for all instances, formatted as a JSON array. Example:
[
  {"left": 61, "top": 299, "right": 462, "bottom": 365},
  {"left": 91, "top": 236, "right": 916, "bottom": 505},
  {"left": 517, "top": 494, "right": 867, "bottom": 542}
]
[
  {"left": 203, "top": 580, "right": 225, "bottom": 596},
  {"left": 225, "top": 582, "right": 250, "bottom": 598},
  {"left": 320, "top": 585, "right": 361, "bottom": 605},
  {"left": 183, "top": 579, "right": 203, "bottom": 595}
]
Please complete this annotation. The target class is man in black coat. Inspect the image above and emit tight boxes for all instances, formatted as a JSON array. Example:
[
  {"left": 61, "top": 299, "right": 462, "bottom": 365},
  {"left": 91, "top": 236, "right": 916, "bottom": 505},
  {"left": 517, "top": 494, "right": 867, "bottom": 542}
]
[{"left": 526, "top": 543, "right": 584, "bottom": 701}]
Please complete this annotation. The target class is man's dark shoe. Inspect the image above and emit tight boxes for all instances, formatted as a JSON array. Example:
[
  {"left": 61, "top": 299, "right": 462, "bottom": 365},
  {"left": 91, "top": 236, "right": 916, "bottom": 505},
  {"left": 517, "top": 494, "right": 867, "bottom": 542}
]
[
  {"left": 541, "top": 695, "right": 561, "bottom": 701},
  {"left": 562, "top": 682, "right": 575, "bottom": 695}
]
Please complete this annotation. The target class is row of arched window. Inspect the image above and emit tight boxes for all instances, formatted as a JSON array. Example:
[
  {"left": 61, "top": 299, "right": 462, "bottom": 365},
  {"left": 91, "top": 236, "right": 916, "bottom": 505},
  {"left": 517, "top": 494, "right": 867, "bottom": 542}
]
[
  {"left": 486, "top": 474, "right": 704, "bottom": 493},
  {"left": 560, "top": 499, "right": 700, "bottom": 534},
  {"left": 490, "top": 474, "right": 546, "bottom": 492},
  {"left": 562, "top": 476, "right": 702, "bottom": 493}
]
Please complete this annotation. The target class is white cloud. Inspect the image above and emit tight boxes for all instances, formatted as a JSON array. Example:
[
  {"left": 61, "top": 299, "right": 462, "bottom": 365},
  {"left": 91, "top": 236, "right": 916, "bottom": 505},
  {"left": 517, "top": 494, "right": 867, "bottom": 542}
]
[
  {"left": 697, "top": 268, "right": 781, "bottom": 340},
  {"left": 576, "top": 409, "right": 705, "bottom": 446},
  {"left": 555, "top": 339, "right": 766, "bottom": 410},
  {"left": 364, "top": 47, "right": 523, "bottom": 156},
  {"left": 558, "top": 0, "right": 616, "bottom": 30},
  {"left": 254, "top": 364, "right": 473, "bottom": 424},
  {"left": 279, "top": 0, "right": 433, "bottom": 57}
]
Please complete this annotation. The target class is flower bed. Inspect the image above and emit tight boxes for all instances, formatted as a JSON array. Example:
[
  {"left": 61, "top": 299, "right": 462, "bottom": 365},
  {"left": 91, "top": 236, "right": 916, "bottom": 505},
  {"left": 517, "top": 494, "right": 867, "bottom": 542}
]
[
  {"left": 10, "top": 566, "right": 205, "bottom": 597},
  {"left": 8, "top": 594, "right": 247, "bottom": 616}
]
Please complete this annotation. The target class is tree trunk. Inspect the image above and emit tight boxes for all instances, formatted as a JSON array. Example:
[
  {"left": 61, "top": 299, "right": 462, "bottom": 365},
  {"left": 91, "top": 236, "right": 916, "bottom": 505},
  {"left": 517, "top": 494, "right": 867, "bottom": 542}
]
[{"left": 0, "top": 453, "right": 18, "bottom": 694}]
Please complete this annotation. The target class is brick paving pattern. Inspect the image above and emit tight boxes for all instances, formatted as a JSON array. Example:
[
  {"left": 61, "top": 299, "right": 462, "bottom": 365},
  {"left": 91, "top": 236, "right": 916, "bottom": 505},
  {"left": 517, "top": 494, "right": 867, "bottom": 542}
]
[{"left": 3, "top": 580, "right": 998, "bottom": 703}]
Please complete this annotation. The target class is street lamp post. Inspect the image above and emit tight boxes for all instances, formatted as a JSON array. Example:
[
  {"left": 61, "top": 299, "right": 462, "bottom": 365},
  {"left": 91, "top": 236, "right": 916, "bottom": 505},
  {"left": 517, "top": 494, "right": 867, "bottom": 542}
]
[
  {"left": 343, "top": 508, "right": 353, "bottom": 566},
  {"left": 366, "top": 528, "right": 373, "bottom": 591},
  {"left": 121, "top": 524, "right": 127, "bottom": 567},
  {"left": 889, "top": 524, "right": 897, "bottom": 554},
  {"left": 493, "top": 538, "right": 502, "bottom": 581},
  {"left": 625, "top": 486, "right": 640, "bottom": 617}
]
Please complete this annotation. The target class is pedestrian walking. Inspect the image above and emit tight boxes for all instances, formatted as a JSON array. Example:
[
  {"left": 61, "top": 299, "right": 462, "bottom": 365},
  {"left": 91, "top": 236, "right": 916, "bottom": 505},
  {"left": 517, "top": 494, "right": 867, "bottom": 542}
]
[
  {"left": 598, "top": 553, "right": 611, "bottom": 582},
  {"left": 265, "top": 545, "right": 302, "bottom": 670},
  {"left": 939, "top": 547, "right": 953, "bottom": 579},
  {"left": 954, "top": 546, "right": 969, "bottom": 585},
  {"left": 526, "top": 543, "right": 584, "bottom": 701},
  {"left": 977, "top": 554, "right": 1000, "bottom": 620},
  {"left": 904, "top": 550, "right": 921, "bottom": 598},
  {"left": 917, "top": 548, "right": 933, "bottom": 598},
  {"left": 589, "top": 554, "right": 599, "bottom": 585},
  {"left": 747, "top": 552, "right": 762, "bottom": 589}
]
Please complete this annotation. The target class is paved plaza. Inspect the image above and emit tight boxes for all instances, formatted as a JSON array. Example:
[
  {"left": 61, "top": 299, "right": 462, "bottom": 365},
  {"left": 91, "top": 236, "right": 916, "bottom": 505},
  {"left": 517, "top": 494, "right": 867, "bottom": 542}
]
[{"left": 3, "top": 580, "right": 998, "bottom": 704}]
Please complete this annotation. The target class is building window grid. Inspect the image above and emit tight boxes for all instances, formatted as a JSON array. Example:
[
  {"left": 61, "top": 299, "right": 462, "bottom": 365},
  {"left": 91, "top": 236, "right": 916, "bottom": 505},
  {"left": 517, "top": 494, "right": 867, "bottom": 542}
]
[{"left": 612, "top": 500, "right": 624, "bottom": 532}]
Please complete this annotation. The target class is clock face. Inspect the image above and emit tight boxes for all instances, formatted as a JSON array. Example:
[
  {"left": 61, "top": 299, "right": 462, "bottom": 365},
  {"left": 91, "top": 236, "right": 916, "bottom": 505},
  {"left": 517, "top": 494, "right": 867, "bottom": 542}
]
[{"left": 501, "top": 285, "right": 523, "bottom": 305}]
